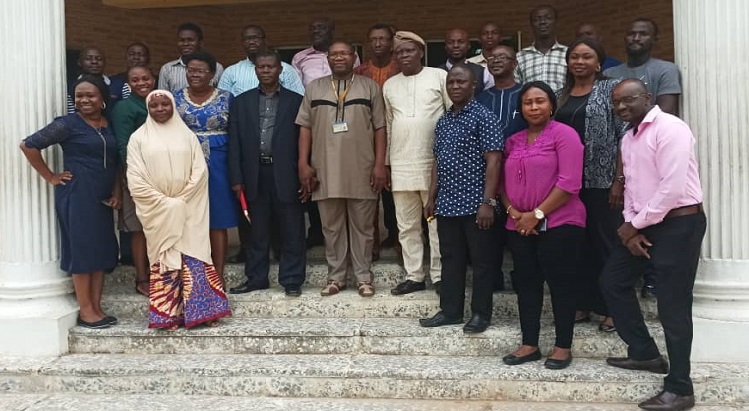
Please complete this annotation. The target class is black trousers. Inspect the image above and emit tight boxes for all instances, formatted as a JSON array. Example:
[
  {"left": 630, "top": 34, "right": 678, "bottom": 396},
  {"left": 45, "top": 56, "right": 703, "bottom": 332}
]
[
  {"left": 306, "top": 201, "right": 323, "bottom": 240},
  {"left": 242, "top": 165, "right": 306, "bottom": 289},
  {"left": 508, "top": 224, "right": 584, "bottom": 349},
  {"left": 600, "top": 212, "right": 706, "bottom": 396},
  {"left": 493, "top": 212, "right": 508, "bottom": 290},
  {"left": 381, "top": 189, "right": 398, "bottom": 239},
  {"left": 437, "top": 214, "right": 499, "bottom": 319},
  {"left": 578, "top": 188, "right": 623, "bottom": 315}
]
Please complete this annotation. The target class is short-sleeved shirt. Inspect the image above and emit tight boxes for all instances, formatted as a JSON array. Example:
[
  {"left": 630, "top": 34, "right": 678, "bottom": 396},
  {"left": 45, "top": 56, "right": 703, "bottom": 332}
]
[
  {"left": 515, "top": 42, "right": 568, "bottom": 92},
  {"left": 434, "top": 99, "right": 503, "bottom": 217},
  {"left": 158, "top": 57, "right": 225, "bottom": 92},
  {"left": 604, "top": 58, "right": 682, "bottom": 97},
  {"left": 295, "top": 74, "right": 386, "bottom": 201},
  {"left": 503, "top": 121, "right": 586, "bottom": 230}
]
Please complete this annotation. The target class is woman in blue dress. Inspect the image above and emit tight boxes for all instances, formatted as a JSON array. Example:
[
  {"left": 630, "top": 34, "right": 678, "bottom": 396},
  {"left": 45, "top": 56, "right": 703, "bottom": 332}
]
[
  {"left": 174, "top": 51, "right": 238, "bottom": 287},
  {"left": 20, "top": 75, "right": 121, "bottom": 329}
]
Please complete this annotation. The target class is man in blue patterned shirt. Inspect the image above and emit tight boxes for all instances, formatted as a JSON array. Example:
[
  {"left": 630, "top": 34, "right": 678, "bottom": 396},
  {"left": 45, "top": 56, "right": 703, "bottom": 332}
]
[{"left": 419, "top": 64, "right": 504, "bottom": 334}]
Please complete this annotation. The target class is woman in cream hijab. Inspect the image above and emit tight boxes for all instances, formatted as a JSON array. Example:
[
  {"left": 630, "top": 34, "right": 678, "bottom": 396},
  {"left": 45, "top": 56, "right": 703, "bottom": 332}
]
[{"left": 127, "top": 90, "right": 231, "bottom": 330}]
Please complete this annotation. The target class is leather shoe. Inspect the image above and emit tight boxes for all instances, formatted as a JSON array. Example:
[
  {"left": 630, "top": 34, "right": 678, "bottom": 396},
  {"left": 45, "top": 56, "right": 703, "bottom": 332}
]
[
  {"left": 284, "top": 287, "right": 302, "bottom": 297},
  {"left": 463, "top": 314, "right": 490, "bottom": 334},
  {"left": 544, "top": 355, "right": 573, "bottom": 370},
  {"left": 502, "top": 350, "right": 542, "bottom": 365},
  {"left": 433, "top": 281, "right": 441, "bottom": 295},
  {"left": 638, "top": 390, "right": 695, "bottom": 411},
  {"left": 641, "top": 284, "right": 657, "bottom": 299},
  {"left": 606, "top": 356, "right": 669, "bottom": 374},
  {"left": 229, "top": 281, "right": 269, "bottom": 294},
  {"left": 391, "top": 280, "right": 425, "bottom": 295},
  {"left": 419, "top": 311, "right": 463, "bottom": 328},
  {"left": 226, "top": 252, "right": 246, "bottom": 264}
]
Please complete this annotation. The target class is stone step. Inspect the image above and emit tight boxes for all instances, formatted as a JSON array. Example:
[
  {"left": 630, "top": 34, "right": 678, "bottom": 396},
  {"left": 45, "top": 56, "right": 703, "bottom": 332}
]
[
  {"left": 101, "top": 285, "right": 660, "bottom": 320},
  {"left": 0, "top": 393, "right": 742, "bottom": 411},
  {"left": 107, "top": 247, "right": 517, "bottom": 290},
  {"left": 68, "top": 317, "right": 663, "bottom": 358},
  {"left": 2, "top": 354, "right": 746, "bottom": 405}
]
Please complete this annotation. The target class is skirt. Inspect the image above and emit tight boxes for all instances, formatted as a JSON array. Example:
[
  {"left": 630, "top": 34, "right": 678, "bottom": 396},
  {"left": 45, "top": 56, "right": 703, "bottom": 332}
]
[{"left": 148, "top": 255, "right": 232, "bottom": 329}]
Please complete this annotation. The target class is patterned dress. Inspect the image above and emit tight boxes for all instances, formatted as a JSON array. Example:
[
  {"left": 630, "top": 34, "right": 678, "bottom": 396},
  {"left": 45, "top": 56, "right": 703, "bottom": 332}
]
[
  {"left": 174, "top": 88, "right": 238, "bottom": 229},
  {"left": 148, "top": 256, "right": 231, "bottom": 329}
]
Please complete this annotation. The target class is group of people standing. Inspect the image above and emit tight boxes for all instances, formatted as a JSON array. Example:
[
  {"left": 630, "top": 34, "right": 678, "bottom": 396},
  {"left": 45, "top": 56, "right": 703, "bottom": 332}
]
[{"left": 20, "top": 5, "right": 705, "bottom": 411}]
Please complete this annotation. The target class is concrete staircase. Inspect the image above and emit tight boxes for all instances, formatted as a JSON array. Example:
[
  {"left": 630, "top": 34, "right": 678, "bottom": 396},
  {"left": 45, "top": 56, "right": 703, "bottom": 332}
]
[{"left": 2, "top": 249, "right": 748, "bottom": 410}]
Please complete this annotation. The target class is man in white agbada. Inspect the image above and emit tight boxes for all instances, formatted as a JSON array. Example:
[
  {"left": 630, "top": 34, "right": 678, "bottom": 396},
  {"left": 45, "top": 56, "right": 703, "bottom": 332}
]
[
  {"left": 127, "top": 90, "right": 231, "bottom": 330},
  {"left": 383, "top": 31, "right": 450, "bottom": 295}
]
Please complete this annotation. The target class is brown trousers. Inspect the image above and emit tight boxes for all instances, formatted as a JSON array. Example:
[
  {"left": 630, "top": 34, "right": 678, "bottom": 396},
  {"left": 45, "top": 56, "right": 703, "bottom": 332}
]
[{"left": 317, "top": 198, "right": 377, "bottom": 285}]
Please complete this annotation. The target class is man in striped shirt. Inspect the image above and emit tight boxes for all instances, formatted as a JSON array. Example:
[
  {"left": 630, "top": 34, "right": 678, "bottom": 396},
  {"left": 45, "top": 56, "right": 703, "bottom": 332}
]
[
  {"left": 158, "top": 22, "right": 224, "bottom": 92},
  {"left": 219, "top": 25, "right": 304, "bottom": 97}
]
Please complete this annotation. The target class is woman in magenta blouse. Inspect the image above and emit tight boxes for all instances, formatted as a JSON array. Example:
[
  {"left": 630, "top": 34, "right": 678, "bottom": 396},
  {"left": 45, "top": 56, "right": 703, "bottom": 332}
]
[{"left": 499, "top": 81, "right": 585, "bottom": 370}]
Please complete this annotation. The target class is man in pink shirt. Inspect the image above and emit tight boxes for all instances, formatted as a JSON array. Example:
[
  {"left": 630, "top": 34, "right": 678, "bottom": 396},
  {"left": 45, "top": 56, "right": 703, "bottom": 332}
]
[
  {"left": 601, "top": 79, "right": 706, "bottom": 411},
  {"left": 292, "top": 17, "right": 361, "bottom": 86}
]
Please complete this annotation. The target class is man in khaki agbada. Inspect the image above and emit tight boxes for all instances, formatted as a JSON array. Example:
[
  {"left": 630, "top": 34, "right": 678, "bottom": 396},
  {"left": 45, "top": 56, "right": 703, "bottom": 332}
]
[
  {"left": 384, "top": 31, "right": 451, "bottom": 295},
  {"left": 296, "top": 41, "right": 388, "bottom": 297}
]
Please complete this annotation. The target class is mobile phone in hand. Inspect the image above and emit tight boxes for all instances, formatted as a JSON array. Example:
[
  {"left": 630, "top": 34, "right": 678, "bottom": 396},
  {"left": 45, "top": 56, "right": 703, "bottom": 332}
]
[{"left": 535, "top": 218, "right": 548, "bottom": 232}]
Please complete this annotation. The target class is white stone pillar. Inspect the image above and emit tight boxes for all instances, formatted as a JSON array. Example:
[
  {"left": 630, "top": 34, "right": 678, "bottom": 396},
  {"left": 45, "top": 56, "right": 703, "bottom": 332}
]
[
  {"left": 674, "top": 0, "right": 749, "bottom": 362},
  {"left": 0, "top": 0, "right": 78, "bottom": 356}
]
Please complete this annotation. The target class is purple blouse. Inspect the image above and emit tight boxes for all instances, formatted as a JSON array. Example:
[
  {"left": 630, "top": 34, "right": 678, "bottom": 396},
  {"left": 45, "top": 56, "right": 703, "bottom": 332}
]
[{"left": 503, "top": 120, "right": 586, "bottom": 230}]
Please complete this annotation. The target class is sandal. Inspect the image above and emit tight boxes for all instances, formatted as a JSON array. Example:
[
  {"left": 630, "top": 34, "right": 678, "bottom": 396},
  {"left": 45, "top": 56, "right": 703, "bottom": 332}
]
[
  {"left": 321, "top": 281, "right": 344, "bottom": 296},
  {"left": 135, "top": 280, "right": 149, "bottom": 297},
  {"left": 358, "top": 282, "right": 375, "bottom": 297},
  {"left": 206, "top": 320, "right": 220, "bottom": 327}
]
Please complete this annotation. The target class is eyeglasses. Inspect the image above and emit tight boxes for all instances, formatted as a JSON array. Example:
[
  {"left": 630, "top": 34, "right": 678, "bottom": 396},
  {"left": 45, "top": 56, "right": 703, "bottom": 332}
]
[
  {"left": 487, "top": 54, "right": 515, "bottom": 62},
  {"left": 187, "top": 68, "right": 211, "bottom": 75},
  {"left": 612, "top": 94, "right": 647, "bottom": 105},
  {"left": 327, "top": 51, "right": 354, "bottom": 59}
]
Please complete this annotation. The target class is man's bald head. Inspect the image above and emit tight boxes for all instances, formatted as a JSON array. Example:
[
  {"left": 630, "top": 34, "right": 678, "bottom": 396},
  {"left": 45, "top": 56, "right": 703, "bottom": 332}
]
[
  {"left": 612, "top": 79, "right": 653, "bottom": 125},
  {"left": 615, "top": 78, "right": 649, "bottom": 94}
]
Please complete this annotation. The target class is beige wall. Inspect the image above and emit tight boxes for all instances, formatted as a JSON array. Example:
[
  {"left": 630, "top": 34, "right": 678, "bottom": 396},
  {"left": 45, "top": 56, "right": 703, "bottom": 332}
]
[{"left": 65, "top": 0, "right": 674, "bottom": 74}]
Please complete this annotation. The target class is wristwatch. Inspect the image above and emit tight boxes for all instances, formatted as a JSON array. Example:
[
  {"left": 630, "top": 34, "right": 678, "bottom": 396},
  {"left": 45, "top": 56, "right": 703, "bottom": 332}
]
[
  {"left": 534, "top": 208, "right": 545, "bottom": 219},
  {"left": 481, "top": 197, "right": 498, "bottom": 207}
]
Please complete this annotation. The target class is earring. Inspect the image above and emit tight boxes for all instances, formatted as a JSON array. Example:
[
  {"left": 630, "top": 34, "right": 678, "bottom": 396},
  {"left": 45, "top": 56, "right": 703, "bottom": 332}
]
[{"left": 101, "top": 102, "right": 107, "bottom": 110}]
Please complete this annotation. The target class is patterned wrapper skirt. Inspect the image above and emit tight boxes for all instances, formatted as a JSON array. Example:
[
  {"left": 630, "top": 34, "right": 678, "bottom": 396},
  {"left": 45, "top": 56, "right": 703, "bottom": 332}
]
[{"left": 148, "top": 255, "right": 231, "bottom": 329}]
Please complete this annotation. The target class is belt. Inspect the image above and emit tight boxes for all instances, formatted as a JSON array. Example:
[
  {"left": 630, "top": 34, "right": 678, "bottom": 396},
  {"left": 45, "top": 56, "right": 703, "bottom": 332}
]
[
  {"left": 259, "top": 156, "right": 273, "bottom": 165},
  {"left": 664, "top": 204, "right": 703, "bottom": 219}
]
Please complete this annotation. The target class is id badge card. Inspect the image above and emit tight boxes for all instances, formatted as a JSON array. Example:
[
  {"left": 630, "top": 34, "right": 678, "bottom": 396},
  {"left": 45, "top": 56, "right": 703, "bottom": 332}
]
[{"left": 332, "top": 121, "right": 349, "bottom": 134}]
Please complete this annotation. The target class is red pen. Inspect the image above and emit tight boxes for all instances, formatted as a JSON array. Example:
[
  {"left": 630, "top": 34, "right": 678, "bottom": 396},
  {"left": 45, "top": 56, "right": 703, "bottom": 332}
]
[{"left": 238, "top": 189, "right": 251, "bottom": 224}]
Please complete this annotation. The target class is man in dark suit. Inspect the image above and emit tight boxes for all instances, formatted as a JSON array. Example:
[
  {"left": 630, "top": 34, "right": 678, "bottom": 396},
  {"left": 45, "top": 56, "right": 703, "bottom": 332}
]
[{"left": 228, "top": 51, "right": 306, "bottom": 297}]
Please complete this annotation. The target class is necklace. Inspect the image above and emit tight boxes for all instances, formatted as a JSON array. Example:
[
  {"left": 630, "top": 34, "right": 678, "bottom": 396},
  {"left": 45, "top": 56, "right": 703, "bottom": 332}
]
[{"left": 79, "top": 113, "right": 108, "bottom": 169}]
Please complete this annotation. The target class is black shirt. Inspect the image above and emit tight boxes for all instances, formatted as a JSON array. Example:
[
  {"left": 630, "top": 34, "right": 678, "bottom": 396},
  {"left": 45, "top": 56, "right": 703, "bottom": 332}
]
[{"left": 556, "top": 93, "right": 590, "bottom": 143}]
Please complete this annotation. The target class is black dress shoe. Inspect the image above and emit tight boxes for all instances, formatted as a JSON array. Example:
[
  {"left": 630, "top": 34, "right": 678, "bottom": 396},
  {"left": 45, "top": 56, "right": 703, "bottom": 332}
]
[
  {"left": 104, "top": 316, "right": 118, "bottom": 326},
  {"left": 77, "top": 316, "right": 111, "bottom": 329},
  {"left": 502, "top": 350, "right": 542, "bottom": 365},
  {"left": 545, "top": 355, "right": 573, "bottom": 370},
  {"left": 433, "top": 281, "right": 441, "bottom": 295},
  {"left": 606, "top": 356, "right": 669, "bottom": 374},
  {"left": 284, "top": 287, "right": 302, "bottom": 297},
  {"left": 229, "top": 281, "right": 269, "bottom": 294},
  {"left": 390, "top": 280, "right": 426, "bottom": 295},
  {"left": 638, "top": 390, "right": 695, "bottom": 411},
  {"left": 463, "top": 314, "right": 490, "bottom": 334},
  {"left": 227, "top": 252, "right": 246, "bottom": 264},
  {"left": 419, "top": 311, "right": 463, "bottom": 328},
  {"left": 641, "top": 284, "right": 657, "bottom": 299},
  {"left": 306, "top": 235, "right": 325, "bottom": 249}
]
